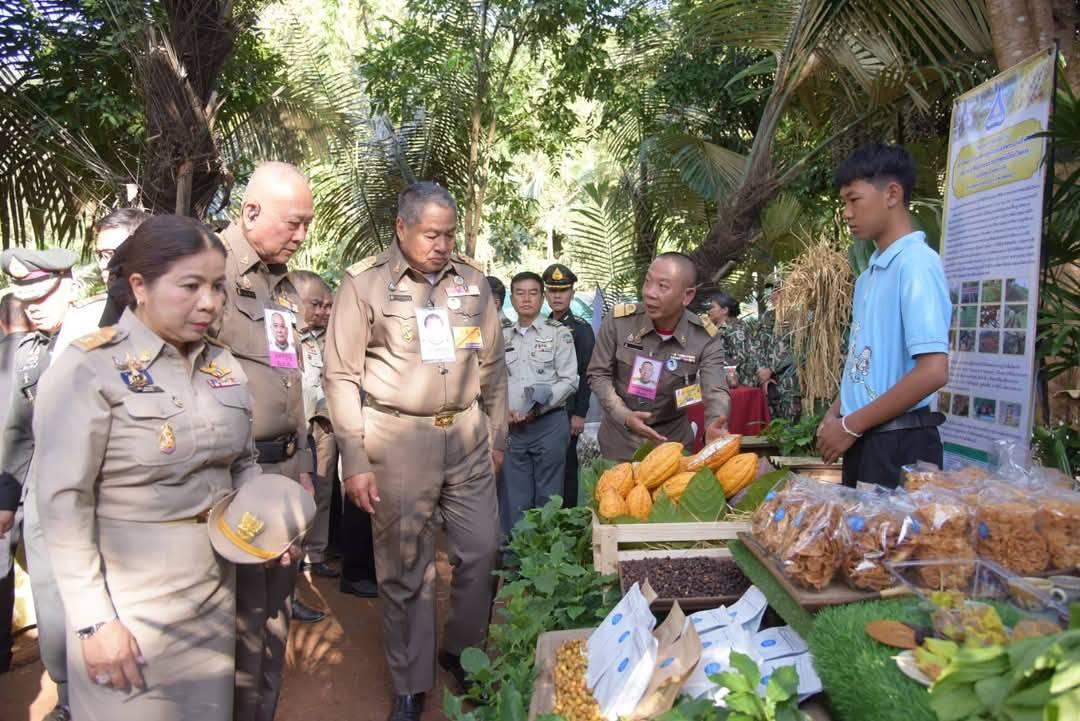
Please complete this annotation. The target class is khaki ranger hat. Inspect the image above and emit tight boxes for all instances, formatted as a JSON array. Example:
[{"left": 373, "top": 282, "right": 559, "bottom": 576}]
[
  {"left": 0, "top": 248, "right": 77, "bottom": 301},
  {"left": 542, "top": 263, "right": 577, "bottom": 291},
  {"left": 208, "top": 474, "right": 316, "bottom": 564}
]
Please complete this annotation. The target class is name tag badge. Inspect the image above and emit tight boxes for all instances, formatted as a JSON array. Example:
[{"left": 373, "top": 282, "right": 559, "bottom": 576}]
[
  {"left": 417, "top": 307, "right": 456, "bottom": 363},
  {"left": 670, "top": 353, "right": 697, "bottom": 364},
  {"left": 389, "top": 293, "right": 413, "bottom": 302},
  {"left": 453, "top": 326, "right": 483, "bottom": 350},
  {"left": 627, "top": 355, "right": 659, "bottom": 400},
  {"left": 676, "top": 383, "right": 703, "bottom": 408},
  {"left": 208, "top": 377, "right": 242, "bottom": 389},
  {"left": 264, "top": 308, "right": 299, "bottom": 369},
  {"left": 446, "top": 284, "right": 480, "bottom": 297}
]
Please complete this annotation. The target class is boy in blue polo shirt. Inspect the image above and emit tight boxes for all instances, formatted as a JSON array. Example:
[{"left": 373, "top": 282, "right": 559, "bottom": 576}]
[{"left": 817, "top": 143, "right": 951, "bottom": 487}]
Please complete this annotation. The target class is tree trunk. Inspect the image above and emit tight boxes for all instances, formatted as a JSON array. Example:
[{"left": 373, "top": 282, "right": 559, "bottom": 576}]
[
  {"left": 1052, "top": 0, "right": 1079, "bottom": 91},
  {"left": 175, "top": 159, "right": 194, "bottom": 216},
  {"left": 985, "top": 0, "right": 1038, "bottom": 70}
]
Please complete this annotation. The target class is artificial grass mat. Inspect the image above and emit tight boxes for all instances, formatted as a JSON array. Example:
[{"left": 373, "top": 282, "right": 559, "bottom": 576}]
[
  {"left": 808, "top": 599, "right": 936, "bottom": 721},
  {"left": 728, "top": 540, "right": 815, "bottom": 638}
]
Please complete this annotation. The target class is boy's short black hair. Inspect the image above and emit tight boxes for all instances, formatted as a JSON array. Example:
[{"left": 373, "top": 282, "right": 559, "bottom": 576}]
[
  {"left": 511, "top": 271, "right": 544, "bottom": 291},
  {"left": 486, "top": 275, "right": 506, "bottom": 306},
  {"left": 709, "top": 292, "right": 740, "bottom": 317},
  {"left": 833, "top": 143, "right": 916, "bottom": 206}
]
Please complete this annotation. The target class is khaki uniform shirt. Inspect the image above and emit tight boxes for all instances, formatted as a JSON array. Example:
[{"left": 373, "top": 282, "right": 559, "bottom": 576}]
[
  {"left": 502, "top": 319, "right": 578, "bottom": 416},
  {"left": 300, "top": 327, "right": 329, "bottom": 423},
  {"left": 0, "top": 329, "right": 57, "bottom": 510},
  {"left": 324, "top": 241, "right": 509, "bottom": 478},
  {"left": 212, "top": 224, "right": 311, "bottom": 469},
  {"left": 33, "top": 309, "right": 259, "bottom": 629},
  {"left": 587, "top": 302, "right": 730, "bottom": 461},
  {"left": 55, "top": 294, "right": 106, "bottom": 355}
]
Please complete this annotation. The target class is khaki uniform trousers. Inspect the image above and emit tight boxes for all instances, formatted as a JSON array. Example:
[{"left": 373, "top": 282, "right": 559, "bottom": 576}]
[
  {"left": 303, "top": 423, "right": 336, "bottom": 564},
  {"left": 234, "top": 453, "right": 303, "bottom": 721},
  {"left": 24, "top": 484, "right": 69, "bottom": 706},
  {"left": 364, "top": 403, "right": 499, "bottom": 694}
]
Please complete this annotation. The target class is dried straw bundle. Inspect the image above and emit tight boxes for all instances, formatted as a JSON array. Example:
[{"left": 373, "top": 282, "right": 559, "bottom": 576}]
[{"left": 773, "top": 240, "right": 854, "bottom": 409}]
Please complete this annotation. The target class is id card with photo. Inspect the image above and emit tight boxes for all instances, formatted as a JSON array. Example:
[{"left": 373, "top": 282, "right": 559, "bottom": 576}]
[
  {"left": 675, "top": 383, "right": 703, "bottom": 408},
  {"left": 627, "top": 355, "right": 659, "bottom": 400},
  {"left": 417, "top": 307, "right": 456, "bottom": 364},
  {"left": 264, "top": 308, "right": 299, "bottom": 369}
]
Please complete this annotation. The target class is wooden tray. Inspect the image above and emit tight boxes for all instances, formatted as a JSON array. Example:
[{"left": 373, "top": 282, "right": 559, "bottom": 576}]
[
  {"left": 737, "top": 532, "right": 898, "bottom": 610},
  {"left": 528, "top": 628, "right": 835, "bottom": 721},
  {"left": 618, "top": 559, "right": 745, "bottom": 612},
  {"left": 591, "top": 512, "right": 749, "bottom": 575}
]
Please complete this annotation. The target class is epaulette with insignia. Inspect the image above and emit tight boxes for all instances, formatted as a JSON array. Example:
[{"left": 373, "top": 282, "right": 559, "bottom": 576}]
[
  {"left": 613, "top": 302, "right": 638, "bottom": 319},
  {"left": 545, "top": 318, "right": 563, "bottom": 327},
  {"left": 346, "top": 256, "right": 377, "bottom": 277},
  {"left": 500, "top": 317, "right": 513, "bottom": 328},
  {"left": 452, "top": 253, "right": 482, "bottom": 271},
  {"left": 72, "top": 326, "right": 122, "bottom": 351}
]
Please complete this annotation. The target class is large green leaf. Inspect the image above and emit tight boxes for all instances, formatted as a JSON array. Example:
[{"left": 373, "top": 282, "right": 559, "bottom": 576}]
[
  {"left": 678, "top": 468, "right": 728, "bottom": 522},
  {"left": 632, "top": 441, "right": 658, "bottom": 462},
  {"left": 649, "top": 489, "right": 694, "bottom": 523}
]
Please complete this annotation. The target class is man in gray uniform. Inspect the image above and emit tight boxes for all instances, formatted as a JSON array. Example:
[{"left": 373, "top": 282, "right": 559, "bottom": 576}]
[
  {"left": 0, "top": 248, "right": 78, "bottom": 721},
  {"left": 500, "top": 271, "right": 577, "bottom": 534}
]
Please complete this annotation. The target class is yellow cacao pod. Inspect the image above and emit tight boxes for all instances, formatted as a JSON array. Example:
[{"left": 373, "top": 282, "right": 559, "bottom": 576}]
[
  {"left": 626, "top": 483, "right": 653, "bottom": 521},
  {"left": 658, "top": 471, "right": 695, "bottom": 503},
  {"left": 717, "top": 452, "right": 759, "bottom": 497},
  {"left": 687, "top": 434, "right": 742, "bottom": 471},
  {"left": 595, "top": 463, "right": 635, "bottom": 499},
  {"left": 638, "top": 442, "right": 684, "bottom": 490},
  {"left": 598, "top": 491, "right": 629, "bottom": 520},
  {"left": 631, "top": 462, "right": 641, "bottom": 481}
]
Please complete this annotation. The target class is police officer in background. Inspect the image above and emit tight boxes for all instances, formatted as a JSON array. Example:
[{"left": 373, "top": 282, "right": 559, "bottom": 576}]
[
  {"left": 500, "top": 272, "right": 577, "bottom": 534},
  {"left": 324, "top": 181, "right": 508, "bottom": 721},
  {"left": 587, "top": 252, "right": 731, "bottom": 462},
  {"left": 541, "top": 263, "right": 594, "bottom": 505},
  {"left": 212, "top": 161, "right": 323, "bottom": 721},
  {"left": 0, "top": 249, "right": 78, "bottom": 721}
]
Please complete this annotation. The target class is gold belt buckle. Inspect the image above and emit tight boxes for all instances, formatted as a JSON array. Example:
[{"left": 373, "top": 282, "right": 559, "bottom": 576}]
[
  {"left": 434, "top": 412, "right": 455, "bottom": 428},
  {"left": 285, "top": 438, "right": 297, "bottom": 457}
]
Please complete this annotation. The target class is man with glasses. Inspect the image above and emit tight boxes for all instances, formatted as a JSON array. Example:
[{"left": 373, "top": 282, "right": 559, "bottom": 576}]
[{"left": 56, "top": 208, "right": 150, "bottom": 354}]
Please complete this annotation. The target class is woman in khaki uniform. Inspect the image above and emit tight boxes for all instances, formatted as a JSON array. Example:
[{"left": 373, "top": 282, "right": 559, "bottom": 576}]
[{"left": 33, "top": 215, "right": 259, "bottom": 721}]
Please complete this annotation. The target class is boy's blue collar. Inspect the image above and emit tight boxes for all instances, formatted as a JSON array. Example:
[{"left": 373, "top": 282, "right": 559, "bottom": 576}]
[{"left": 869, "top": 231, "right": 926, "bottom": 270}]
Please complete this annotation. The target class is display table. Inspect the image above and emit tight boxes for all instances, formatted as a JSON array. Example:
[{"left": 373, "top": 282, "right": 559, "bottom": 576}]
[{"left": 728, "top": 385, "right": 771, "bottom": 435}]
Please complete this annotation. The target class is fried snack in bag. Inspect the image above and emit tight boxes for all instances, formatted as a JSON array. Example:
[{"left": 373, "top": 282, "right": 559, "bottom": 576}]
[
  {"left": 974, "top": 482, "right": 1049, "bottom": 575},
  {"left": 843, "top": 491, "right": 919, "bottom": 591},
  {"left": 910, "top": 489, "right": 977, "bottom": 589},
  {"left": 778, "top": 483, "right": 852, "bottom": 591},
  {"left": 902, "top": 462, "right": 990, "bottom": 493},
  {"left": 752, "top": 476, "right": 813, "bottom": 557},
  {"left": 1036, "top": 488, "right": 1080, "bottom": 570}
]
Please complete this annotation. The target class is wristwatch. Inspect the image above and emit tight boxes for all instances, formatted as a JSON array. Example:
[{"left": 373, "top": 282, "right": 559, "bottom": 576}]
[{"left": 75, "top": 621, "right": 111, "bottom": 640}]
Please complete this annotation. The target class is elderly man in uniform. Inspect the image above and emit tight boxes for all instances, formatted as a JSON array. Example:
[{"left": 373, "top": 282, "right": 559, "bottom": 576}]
[
  {"left": 324, "top": 181, "right": 508, "bottom": 721},
  {"left": 288, "top": 270, "right": 344, "bottom": 580},
  {"left": 587, "top": 252, "right": 730, "bottom": 462},
  {"left": 212, "top": 161, "right": 324, "bottom": 721},
  {"left": 500, "top": 271, "right": 577, "bottom": 535},
  {"left": 542, "top": 263, "right": 594, "bottom": 505},
  {"left": 0, "top": 249, "right": 78, "bottom": 720},
  {"left": 56, "top": 208, "right": 150, "bottom": 353}
]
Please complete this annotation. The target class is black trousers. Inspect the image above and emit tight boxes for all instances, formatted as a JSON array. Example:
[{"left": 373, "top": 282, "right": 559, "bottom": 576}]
[
  {"left": 0, "top": 566, "right": 13, "bottom": 672},
  {"left": 563, "top": 429, "right": 579, "bottom": 507},
  {"left": 841, "top": 426, "right": 943, "bottom": 489},
  {"left": 341, "top": 499, "right": 377, "bottom": 582}
]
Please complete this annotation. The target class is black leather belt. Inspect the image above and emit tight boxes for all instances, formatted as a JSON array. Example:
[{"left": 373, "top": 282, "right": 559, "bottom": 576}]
[
  {"left": 864, "top": 408, "right": 946, "bottom": 436},
  {"left": 255, "top": 433, "right": 299, "bottom": 464}
]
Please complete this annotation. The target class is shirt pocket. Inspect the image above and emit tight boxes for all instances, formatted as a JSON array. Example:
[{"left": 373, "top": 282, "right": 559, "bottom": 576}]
[
  {"left": 529, "top": 339, "right": 555, "bottom": 376},
  {"left": 234, "top": 293, "right": 265, "bottom": 323},
  {"left": 119, "top": 395, "right": 196, "bottom": 466},
  {"left": 379, "top": 302, "right": 418, "bottom": 353},
  {"left": 208, "top": 386, "right": 255, "bottom": 455}
]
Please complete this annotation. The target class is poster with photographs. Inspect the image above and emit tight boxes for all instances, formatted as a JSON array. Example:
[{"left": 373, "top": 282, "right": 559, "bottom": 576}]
[{"left": 937, "top": 49, "right": 1052, "bottom": 467}]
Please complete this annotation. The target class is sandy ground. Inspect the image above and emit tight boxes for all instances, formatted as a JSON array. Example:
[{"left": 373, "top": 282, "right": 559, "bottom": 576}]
[{"left": 0, "top": 555, "right": 457, "bottom": 721}]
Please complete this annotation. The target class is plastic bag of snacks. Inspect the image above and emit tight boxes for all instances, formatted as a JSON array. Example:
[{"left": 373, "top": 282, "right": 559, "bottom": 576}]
[
  {"left": 974, "top": 482, "right": 1050, "bottom": 575},
  {"left": 1035, "top": 486, "right": 1080, "bottom": 570},
  {"left": 843, "top": 488, "right": 919, "bottom": 591},
  {"left": 752, "top": 476, "right": 813, "bottom": 557},
  {"left": 909, "top": 488, "right": 977, "bottom": 590},
  {"left": 777, "top": 483, "right": 853, "bottom": 591},
  {"left": 901, "top": 462, "right": 990, "bottom": 493}
]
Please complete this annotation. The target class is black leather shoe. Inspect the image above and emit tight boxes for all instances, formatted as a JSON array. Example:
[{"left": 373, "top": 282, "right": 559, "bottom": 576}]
[
  {"left": 291, "top": 599, "right": 326, "bottom": 623},
  {"left": 387, "top": 693, "right": 424, "bottom": 721},
  {"left": 44, "top": 705, "right": 72, "bottom": 721},
  {"left": 339, "top": 578, "right": 378, "bottom": 598},
  {"left": 439, "top": 650, "right": 470, "bottom": 695},
  {"left": 302, "top": 561, "right": 341, "bottom": 578}
]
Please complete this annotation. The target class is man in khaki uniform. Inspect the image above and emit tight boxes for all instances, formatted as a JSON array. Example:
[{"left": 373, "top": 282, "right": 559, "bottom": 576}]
[
  {"left": 288, "top": 270, "right": 340, "bottom": 579},
  {"left": 211, "top": 162, "right": 322, "bottom": 721},
  {"left": 587, "top": 252, "right": 731, "bottom": 462},
  {"left": 324, "top": 182, "right": 508, "bottom": 721}
]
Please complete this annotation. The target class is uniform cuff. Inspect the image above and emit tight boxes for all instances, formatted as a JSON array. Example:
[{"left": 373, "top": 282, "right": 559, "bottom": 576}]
[
  {"left": 340, "top": 449, "right": 372, "bottom": 478},
  {"left": 70, "top": 589, "right": 118, "bottom": 632}
]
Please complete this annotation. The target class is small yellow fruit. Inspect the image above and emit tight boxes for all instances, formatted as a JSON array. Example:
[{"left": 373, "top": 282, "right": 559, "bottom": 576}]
[
  {"left": 659, "top": 471, "right": 696, "bottom": 503},
  {"left": 717, "top": 452, "right": 758, "bottom": 497},
  {"left": 598, "top": 491, "right": 629, "bottom": 520},
  {"left": 687, "top": 434, "right": 742, "bottom": 471},
  {"left": 595, "top": 463, "right": 635, "bottom": 499},
  {"left": 637, "top": 442, "right": 684, "bottom": 490}
]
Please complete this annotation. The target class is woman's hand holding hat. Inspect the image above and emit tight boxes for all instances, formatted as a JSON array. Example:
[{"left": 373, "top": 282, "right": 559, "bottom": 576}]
[{"left": 209, "top": 473, "right": 317, "bottom": 564}]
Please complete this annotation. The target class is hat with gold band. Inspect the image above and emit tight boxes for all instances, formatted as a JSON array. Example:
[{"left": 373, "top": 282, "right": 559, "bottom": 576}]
[
  {"left": 541, "top": 263, "right": 577, "bottom": 290},
  {"left": 208, "top": 473, "right": 316, "bottom": 564}
]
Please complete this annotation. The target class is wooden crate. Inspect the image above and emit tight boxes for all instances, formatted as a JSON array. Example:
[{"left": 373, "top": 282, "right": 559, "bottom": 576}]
[{"left": 591, "top": 512, "right": 750, "bottom": 575}]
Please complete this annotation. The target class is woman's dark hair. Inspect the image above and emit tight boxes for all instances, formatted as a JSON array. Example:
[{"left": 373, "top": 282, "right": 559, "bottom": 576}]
[
  {"left": 101, "top": 215, "right": 226, "bottom": 326},
  {"left": 710, "top": 293, "right": 740, "bottom": 318}
]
